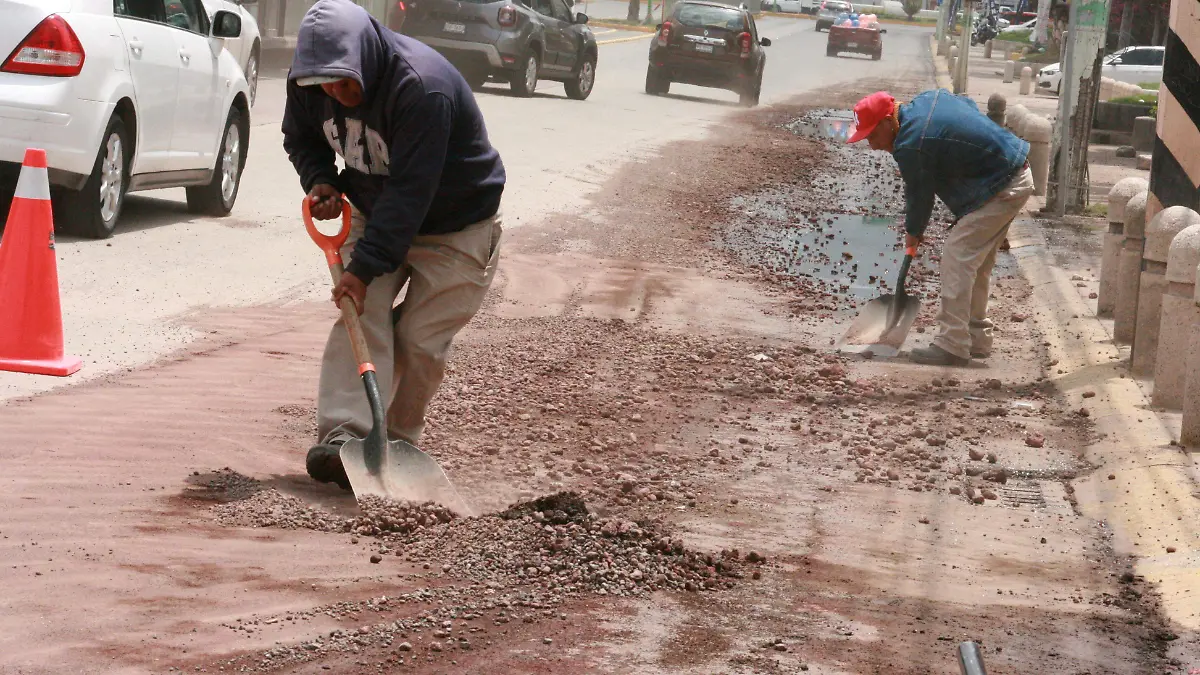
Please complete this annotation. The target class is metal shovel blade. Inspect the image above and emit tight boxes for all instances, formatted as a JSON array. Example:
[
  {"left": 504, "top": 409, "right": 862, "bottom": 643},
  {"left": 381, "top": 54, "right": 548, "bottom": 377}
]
[
  {"left": 340, "top": 434, "right": 473, "bottom": 515},
  {"left": 837, "top": 249, "right": 921, "bottom": 357}
]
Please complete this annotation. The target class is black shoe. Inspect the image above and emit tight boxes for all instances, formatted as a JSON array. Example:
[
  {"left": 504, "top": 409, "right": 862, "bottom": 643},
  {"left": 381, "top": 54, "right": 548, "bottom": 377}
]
[
  {"left": 910, "top": 345, "right": 970, "bottom": 367},
  {"left": 306, "top": 441, "right": 351, "bottom": 491}
]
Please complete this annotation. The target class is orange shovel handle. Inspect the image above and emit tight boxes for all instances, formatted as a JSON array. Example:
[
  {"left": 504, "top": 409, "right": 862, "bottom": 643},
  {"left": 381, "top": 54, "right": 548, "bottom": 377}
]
[
  {"left": 302, "top": 197, "right": 353, "bottom": 268},
  {"left": 302, "top": 197, "right": 375, "bottom": 376},
  {"left": 905, "top": 245, "right": 918, "bottom": 257}
]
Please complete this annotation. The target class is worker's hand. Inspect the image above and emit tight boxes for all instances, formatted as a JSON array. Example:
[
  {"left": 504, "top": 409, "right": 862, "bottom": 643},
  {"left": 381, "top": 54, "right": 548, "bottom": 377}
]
[
  {"left": 332, "top": 271, "right": 367, "bottom": 315},
  {"left": 904, "top": 233, "right": 923, "bottom": 252},
  {"left": 307, "top": 183, "right": 343, "bottom": 220}
]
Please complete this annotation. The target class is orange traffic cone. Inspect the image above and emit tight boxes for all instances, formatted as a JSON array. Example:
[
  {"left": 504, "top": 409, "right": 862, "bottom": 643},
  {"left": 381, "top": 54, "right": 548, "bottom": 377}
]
[{"left": 0, "top": 148, "right": 81, "bottom": 377}]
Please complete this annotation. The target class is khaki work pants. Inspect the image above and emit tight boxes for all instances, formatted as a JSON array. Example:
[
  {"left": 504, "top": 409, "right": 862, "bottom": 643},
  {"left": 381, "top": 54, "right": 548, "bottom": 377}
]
[
  {"left": 932, "top": 167, "right": 1034, "bottom": 359},
  {"left": 317, "top": 209, "right": 502, "bottom": 447}
]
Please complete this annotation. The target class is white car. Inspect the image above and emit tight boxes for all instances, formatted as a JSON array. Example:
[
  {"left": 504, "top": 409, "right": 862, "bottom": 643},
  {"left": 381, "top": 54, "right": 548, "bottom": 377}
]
[
  {"left": 1037, "top": 45, "right": 1165, "bottom": 95},
  {"left": 0, "top": 0, "right": 252, "bottom": 239},
  {"left": 999, "top": 17, "right": 1035, "bottom": 35},
  {"left": 766, "top": 0, "right": 813, "bottom": 14},
  {"left": 200, "top": 0, "right": 261, "bottom": 105}
]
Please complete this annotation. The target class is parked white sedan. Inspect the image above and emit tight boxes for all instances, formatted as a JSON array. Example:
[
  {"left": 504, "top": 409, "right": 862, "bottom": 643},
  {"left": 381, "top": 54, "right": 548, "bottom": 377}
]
[
  {"left": 200, "top": 0, "right": 261, "bottom": 105},
  {"left": 0, "top": 0, "right": 253, "bottom": 238},
  {"left": 1037, "top": 45, "right": 1165, "bottom": 95}
]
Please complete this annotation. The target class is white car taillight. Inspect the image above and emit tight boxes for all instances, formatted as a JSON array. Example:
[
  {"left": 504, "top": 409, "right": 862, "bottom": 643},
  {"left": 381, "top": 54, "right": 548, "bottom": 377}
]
[{"left": 2, "top": 15, "right": 85, "bottom": 77}]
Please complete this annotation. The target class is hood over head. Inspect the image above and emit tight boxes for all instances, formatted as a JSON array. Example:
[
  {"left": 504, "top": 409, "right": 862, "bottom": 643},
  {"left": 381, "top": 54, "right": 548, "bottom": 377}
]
[{"left": 289, "top": 0, "right": 388, "bottom": 100}]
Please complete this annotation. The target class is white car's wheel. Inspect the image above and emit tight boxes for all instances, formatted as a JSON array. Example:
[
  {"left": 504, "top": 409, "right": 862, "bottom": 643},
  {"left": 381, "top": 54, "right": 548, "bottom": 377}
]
[
  {"left": 245, "top": 48, "right": 259, "bottom": 107},
  {"left": 186, "top": 106, "right": 247, "bottom": 215},
  {"left": 57, "top": 113, "right": 129, "bottom": 239}
]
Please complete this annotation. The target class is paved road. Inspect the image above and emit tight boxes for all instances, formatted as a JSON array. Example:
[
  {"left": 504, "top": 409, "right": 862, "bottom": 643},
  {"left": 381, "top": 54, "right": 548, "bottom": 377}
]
[{"left": 0, "top": 18, "right": 932, "bottom": 401}]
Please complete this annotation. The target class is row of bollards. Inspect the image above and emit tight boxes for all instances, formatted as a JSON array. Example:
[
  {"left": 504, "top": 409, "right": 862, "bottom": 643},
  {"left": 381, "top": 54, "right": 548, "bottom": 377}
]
[{"left": 1101, "top": 183, "right": 1200, "bottom": 442}]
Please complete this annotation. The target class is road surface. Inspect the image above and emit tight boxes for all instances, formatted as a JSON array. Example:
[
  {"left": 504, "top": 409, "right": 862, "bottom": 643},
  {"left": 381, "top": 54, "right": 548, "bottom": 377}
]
[{"left": 0, "top": 17, "right": 932, "bottom": 402}]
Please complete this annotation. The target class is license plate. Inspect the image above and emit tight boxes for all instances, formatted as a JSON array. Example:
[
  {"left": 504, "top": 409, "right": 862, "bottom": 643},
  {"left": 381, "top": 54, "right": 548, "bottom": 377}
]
[
  {"left": 444, "top": 22, "right": 466, "bottom": 34},
  {"left": 847, "top": 42, "right": 857, "bottom": 48},
  {"left": 695, "top": 44, "right": 714, "bottom": 53}
]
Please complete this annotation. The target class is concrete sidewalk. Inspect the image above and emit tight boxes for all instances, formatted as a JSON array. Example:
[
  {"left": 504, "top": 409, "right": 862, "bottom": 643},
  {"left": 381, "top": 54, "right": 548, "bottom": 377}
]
[{"left": 935, "top": 39, "right": 1200, "bottom": 655}]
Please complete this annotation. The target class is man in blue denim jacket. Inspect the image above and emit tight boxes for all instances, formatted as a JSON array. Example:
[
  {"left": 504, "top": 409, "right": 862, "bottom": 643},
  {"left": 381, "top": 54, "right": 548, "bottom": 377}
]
[{"left": 848, "top": 89, "right": 1034, "bottom": 366}]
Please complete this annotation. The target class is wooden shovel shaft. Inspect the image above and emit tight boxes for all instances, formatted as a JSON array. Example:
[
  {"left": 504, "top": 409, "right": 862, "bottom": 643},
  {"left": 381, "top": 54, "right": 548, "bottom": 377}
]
[{"left": 327, "top": 261, "right": 375, "bottom": 374}]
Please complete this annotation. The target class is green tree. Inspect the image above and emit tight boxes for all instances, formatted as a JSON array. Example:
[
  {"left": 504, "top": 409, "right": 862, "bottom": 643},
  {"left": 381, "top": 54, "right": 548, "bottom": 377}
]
[{"left": 901, "top": 0, "right": 922, "bottom": 20}]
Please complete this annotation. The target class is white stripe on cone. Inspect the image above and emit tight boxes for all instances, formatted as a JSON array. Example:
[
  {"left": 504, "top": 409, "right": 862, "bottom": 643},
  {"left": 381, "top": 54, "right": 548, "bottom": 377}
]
[{"left": 14, "top": 165, "right": 50, "bottom": 201}]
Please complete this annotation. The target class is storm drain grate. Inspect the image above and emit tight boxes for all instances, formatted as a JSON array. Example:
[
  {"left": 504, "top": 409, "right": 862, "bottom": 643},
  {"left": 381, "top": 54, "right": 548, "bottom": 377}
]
[{"left": 1000, "top": 480, "right": 1048, "bottom": 509}]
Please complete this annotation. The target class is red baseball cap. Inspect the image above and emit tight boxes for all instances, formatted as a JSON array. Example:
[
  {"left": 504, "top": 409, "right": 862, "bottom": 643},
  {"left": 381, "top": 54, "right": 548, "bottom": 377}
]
[{"left": 847, "top": 91, "right": 896, "bottom": 143}]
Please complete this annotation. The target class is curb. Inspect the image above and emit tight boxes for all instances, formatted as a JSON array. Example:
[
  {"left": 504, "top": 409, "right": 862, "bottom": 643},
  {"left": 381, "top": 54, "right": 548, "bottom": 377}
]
[
  {"left": 929, "top": 34, "right": 953, "bottom": 90},
  {"left": 1007, "top": 215, "right": 1200, "bottom": 632},
  {"left": 597, "top": 32, "right": 655, "bottom": 45},
  {"left": 590, "top": 20, "right": 657, "bottom": 32}
]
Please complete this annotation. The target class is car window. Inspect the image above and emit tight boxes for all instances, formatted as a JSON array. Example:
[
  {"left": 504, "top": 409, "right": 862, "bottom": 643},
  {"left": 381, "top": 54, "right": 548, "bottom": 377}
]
[
  {"left": 114, "top": 0, "right": 167, "bottom": 22},
  {"left": 169, "top": 0, "right": 211, "bottom": 33},
  {"left": 747, "top": 13, "right": 758, "bottom": 40},
  {"left": 676, "top": 4, "right": 746, "bottom": 30},
  {"left": 1147, "top": 48, "right": 1165, "bottom": 66},
  {"left": 550, "top": 0, "right": 572, "bottom": 22},
  {"left": 1118, "top": 48, "right": 1149, "bottom": 65},
  {"left": 532, "top": 0, "right": 553, "bottom": 17}
]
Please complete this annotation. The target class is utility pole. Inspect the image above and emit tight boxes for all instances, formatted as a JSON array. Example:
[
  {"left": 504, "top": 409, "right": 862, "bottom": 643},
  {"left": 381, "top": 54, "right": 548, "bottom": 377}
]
[
  {"left": 1117, "top": 0, "right": 1133, "bottom": 49},
  {"left": 955, "top": 0, "right": 972, "bottom": 94},
  {"left": 1051, "top": 0, "right": 1113, "bottom": 215},
  {"left": 1034, "top": 0, "right": 1049, "bottom": 44}
]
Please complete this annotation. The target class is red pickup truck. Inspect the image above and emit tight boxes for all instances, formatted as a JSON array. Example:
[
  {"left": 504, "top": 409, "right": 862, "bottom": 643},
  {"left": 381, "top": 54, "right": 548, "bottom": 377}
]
[{"left": 826, "top": 23, "right": 885, "bottom": 60}]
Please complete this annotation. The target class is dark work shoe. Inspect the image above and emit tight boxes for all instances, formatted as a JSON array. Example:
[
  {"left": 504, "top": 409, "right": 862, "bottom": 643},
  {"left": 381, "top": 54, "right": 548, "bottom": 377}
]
[
  {"left": 910, "top": 345, "right": 970, "bottom": 367},
  {"left": 306, "top": 441, "right": 351, "bottom": 491}
]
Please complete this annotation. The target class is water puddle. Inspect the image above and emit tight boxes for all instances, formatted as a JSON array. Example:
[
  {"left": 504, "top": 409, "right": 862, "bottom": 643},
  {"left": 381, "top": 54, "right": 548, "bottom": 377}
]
[
  {"left": 721, "top": 212, "right": 912, "bottom": 300},
  {"left": 787, "top": 109, "right": 856, "bottom": 143}
]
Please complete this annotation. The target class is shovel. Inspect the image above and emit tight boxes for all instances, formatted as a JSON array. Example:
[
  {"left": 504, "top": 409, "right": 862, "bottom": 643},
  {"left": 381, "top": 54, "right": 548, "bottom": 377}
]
[
  {"left": 836, "top": 244, "right": 921, "bottom": 358},
  {"left": 303, "top": 198, "right": 471, "bottom": 514}
]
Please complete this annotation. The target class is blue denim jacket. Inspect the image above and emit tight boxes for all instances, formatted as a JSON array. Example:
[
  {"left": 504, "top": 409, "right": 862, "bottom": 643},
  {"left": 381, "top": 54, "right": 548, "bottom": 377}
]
[{"left": 892, "top": 89, "right": 1029, "bottom": 237}]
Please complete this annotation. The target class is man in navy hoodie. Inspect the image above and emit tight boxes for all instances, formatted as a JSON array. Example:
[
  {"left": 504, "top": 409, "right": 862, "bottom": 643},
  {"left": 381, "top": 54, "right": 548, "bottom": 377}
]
[{"left": 283, "top": 0, "right": 506, "bottom": 489}]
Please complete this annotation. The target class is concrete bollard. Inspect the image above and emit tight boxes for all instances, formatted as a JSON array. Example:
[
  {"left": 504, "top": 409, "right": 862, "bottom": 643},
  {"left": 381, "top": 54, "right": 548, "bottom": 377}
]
[
  {"left": 1019, "top": 66, "right": 1033, "bottom": 95},
  {"left": 987, "top": 93, "right": 1007, "bottom": 127},
  {"left": 1182, "top": 263, "right": 1200, "bottom": 444},
  {"left": 1132, "top": 116, "right": 1156, "bottom": 153},
  {"left": 1006, "top": 104, "right": 1029, "bottom": 133},
  {"left": 949, "top": 55, "right": 957, "bottom": 75},
  {"left": 1114, "top": 191, "right": 1149, "bottom": 344},
  {"left": 984, "top": 40, "right": 994, "bottom": 59},
  {"left": 1024, "top": 116, "right": 1052, "bottom": 196},
  {"left": 950, "top": 45, "right": 958, "bottom": 60},
  {"left": 1100, "top": 177, "right": 1149, "bottom": 316},
  {"left": 1153, "top": 218, "right": 1200, "bottom": 409},
  {"left": 1132, "top": 207, "right": 1200, "bottom": 376},
  {"left": 1003, "top": 60, "right": 1015, "bottom": 83}
]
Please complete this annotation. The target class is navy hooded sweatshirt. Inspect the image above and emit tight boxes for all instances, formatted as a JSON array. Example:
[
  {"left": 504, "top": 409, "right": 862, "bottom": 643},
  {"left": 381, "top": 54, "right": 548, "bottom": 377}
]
[{"left": 282, "top": 0, "right": 506, "bottom": 284}]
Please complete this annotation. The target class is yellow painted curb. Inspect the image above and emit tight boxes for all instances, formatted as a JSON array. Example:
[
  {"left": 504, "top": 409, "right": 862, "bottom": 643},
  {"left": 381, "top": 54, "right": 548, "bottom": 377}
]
[
  {"left": 590, "top": 20, "right": 657, "bottom": 33},
  {"left": 1008, "top": 216, "right": 1200, "bottom": 632},
  {"left": 596, "top": 32, "right": 655, "bottom": 45}
]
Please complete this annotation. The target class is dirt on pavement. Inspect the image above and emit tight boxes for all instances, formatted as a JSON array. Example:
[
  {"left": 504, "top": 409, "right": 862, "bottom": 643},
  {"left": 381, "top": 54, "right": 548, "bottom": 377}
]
[{"left": 0, "top": 79, "right": 1192, "bottom": 674}]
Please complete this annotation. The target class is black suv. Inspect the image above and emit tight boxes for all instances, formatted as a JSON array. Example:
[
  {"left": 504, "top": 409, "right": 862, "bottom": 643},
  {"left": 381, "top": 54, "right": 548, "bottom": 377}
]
[
  {"left": 403, "top": 0, "right": 598, "bottom": 99},
  {"left": 645, "top": 1, "right": 770, "bottom": 106}
]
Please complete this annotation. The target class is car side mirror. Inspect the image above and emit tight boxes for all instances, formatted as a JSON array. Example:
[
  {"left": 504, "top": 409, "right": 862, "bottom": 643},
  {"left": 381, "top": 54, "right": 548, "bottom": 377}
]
[
  {"left": 879, "top": 28, "right": 887, "bottom": 33},
  {"left": 213, "top": 10, "right": 242, "bottom": 38},
  {"left": 575, "top": 11, "right": 588, "bottom": 23},
  {"left": 760, "top": 37, "right": 771, "bottom": 46}
]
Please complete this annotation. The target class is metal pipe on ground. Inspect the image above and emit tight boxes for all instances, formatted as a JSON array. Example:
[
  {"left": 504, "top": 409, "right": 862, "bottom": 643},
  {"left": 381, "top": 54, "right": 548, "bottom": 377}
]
[
  {"left": 958, "top": 642, "right": 988, "bottom": 675},
  {"left": 1114, "top": 191, "right": 1149, "bottom": 344},
  {"left": 1100, "top": 177, "right": 1148, "bottom": 317}
]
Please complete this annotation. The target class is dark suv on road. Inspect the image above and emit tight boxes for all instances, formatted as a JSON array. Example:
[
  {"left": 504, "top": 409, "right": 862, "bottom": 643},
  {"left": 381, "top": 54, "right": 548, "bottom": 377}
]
[
  {"left": 402, "top": 0, "right": 598, "bottom": 99},
  {"left": 645, "top": 1, "right": 770, "bottom": 106}
]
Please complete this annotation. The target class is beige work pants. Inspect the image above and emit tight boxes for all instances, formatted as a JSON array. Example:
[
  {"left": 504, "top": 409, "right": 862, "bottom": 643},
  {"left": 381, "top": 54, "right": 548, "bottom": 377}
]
[
  {"left": 932, "top": 167, "right": 1034, "bottom": 359},
  {"left": 317, "top": 209, "right": 501, "bottom": 447}
]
